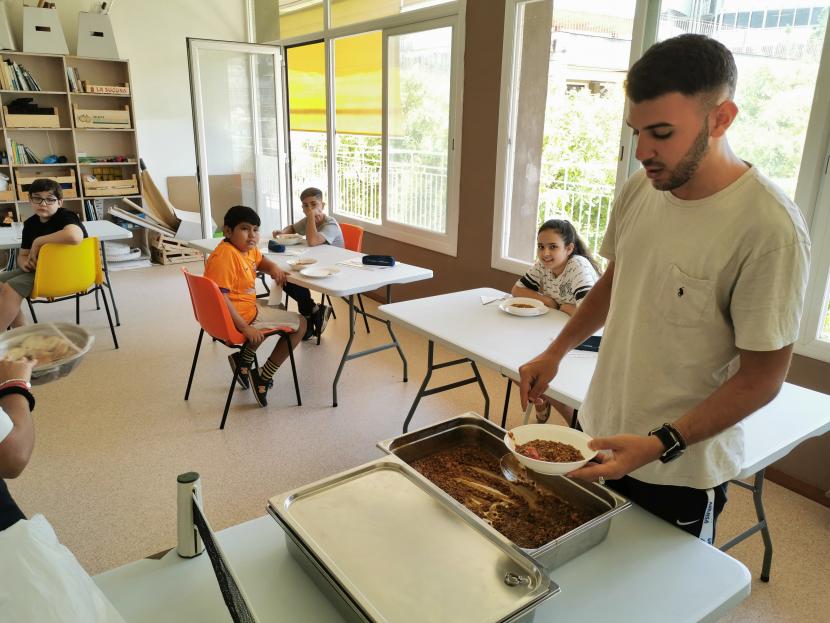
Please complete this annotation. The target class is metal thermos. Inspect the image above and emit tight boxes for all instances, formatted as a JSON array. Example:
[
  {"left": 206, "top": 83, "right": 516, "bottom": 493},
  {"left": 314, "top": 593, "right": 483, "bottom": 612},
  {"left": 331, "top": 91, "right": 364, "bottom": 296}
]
[{"left": 176, "top": 471, "right": 204, "bottom": 558}]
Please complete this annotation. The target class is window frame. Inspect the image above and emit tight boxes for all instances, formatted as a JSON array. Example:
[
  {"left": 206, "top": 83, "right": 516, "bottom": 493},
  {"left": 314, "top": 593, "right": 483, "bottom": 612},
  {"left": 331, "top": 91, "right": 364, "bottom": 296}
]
[
  {"left": 273, "top": 1, "right": 465, "bottom": 256},
  {"left": 492, "top": 0, "right": 830, "bottom": 364}
]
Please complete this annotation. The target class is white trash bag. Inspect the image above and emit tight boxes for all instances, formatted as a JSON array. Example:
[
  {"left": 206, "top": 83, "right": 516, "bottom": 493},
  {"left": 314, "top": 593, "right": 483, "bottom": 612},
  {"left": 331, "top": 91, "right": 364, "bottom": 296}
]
[{"left": 0, "top": 514, "right": 126, "bottom": 622}]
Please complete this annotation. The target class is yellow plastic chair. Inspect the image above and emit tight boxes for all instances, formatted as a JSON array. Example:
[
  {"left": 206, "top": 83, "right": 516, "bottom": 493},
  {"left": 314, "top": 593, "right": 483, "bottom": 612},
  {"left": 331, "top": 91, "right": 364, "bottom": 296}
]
[{"left": 27, "top": 237, "right": 118, "bottom": 349}]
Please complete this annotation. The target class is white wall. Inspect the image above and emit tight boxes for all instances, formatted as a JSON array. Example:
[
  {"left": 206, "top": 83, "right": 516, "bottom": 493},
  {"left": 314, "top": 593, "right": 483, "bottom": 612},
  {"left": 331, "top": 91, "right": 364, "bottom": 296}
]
[{"left": 2, "top": 0, "right": 248, "bottom": 197}]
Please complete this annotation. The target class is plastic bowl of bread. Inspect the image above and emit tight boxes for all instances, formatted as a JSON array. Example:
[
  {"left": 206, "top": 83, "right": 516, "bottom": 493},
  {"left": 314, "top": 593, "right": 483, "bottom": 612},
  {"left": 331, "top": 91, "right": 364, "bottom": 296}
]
[
  {"left": 504, "top": 424, "right": 597, "bottom": 476},
  {"left": 0, "top": 323, "right": 94, "bottom": 385},
  {"left": 274, "top": 233, "right": 304, "bottom": 246}
]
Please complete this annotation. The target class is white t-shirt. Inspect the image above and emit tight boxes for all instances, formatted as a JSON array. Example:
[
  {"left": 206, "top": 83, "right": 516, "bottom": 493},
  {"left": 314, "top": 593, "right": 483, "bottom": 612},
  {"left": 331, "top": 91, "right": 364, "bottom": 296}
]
[
  {"left": 293, "top": 214, "right": 345, "bottom": 248},
  {"left": 515, "top": 255, "right": 598, "bottom": 306},
  {"left": 580, "top": 166, "right": 810, "bottom": 489}
]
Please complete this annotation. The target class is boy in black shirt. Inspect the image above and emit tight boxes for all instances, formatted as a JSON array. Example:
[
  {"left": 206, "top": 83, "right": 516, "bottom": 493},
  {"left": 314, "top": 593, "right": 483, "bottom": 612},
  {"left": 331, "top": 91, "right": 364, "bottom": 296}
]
[{"left": 0, "top": 179, "right": 86, "bottom": 329}]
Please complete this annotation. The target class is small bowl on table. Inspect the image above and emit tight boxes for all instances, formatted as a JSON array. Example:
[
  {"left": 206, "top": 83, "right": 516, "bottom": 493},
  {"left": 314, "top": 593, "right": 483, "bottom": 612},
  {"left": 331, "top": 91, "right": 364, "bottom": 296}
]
[{"left": 504, "top": 423, "right": 596, "bottom": 476}]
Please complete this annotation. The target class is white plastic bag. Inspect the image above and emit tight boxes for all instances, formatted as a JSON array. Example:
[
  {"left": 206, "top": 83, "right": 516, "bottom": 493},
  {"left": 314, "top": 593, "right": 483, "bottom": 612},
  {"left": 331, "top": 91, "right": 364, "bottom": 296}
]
[{"left": 0, "top": 514, "right": 126, "bottom": 622}]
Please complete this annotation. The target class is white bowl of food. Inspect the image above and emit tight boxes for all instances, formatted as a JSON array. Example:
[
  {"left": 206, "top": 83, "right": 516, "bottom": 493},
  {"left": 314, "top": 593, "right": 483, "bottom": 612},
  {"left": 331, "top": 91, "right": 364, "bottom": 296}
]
[
  {"left": 0, "top": 323, "right": 94, "bottom": 385},
  {"left": 274, "top": 233, "right": 304, "bottom": 246},
  {"left": 287, "top": 257, "right": 317, "bottom": 270},
  {"left": 499, "top": 297, "right": 550, "bottom": 317},
  {"left": 504, "top": 424, "right": 596, "bottom": 476}
]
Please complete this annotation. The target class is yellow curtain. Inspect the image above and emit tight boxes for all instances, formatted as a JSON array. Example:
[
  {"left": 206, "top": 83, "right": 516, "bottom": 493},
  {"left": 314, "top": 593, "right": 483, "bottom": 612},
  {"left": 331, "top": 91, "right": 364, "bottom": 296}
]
[{"left": 287, "top": 32, "right": 388, "bottom": 136}]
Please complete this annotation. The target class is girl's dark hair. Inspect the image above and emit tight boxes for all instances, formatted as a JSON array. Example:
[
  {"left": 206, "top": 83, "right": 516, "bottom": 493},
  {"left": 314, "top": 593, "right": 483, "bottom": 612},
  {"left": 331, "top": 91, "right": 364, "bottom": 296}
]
[
  {"left": 224, "top": 205, "right": 260, "bottom": 229},
  {"left": 538, "top": 219, "right": 600, "bottom": 274},
  {"left": 28, "top": 178, "right": 63, "bottom": 200}
]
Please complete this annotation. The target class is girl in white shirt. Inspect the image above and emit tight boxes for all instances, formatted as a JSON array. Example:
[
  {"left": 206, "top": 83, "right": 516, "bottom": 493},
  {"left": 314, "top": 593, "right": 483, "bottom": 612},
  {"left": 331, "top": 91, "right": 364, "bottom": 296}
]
[{"left": 512, "top": 219, "right": 600, "bottom": 422}]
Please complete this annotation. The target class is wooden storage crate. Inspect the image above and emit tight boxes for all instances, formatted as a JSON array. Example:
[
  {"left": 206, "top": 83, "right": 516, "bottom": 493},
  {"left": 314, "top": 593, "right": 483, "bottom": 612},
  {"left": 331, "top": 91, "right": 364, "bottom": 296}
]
[
  {"left": 82, "top": 81, "right": 130, "bottom": 95},
  {"left": 73, "top": 104, "right": 131, "bottom": 129},
  {"left": 83, "top": 174, "right": 139, "bottom": 197},
  {"left": 16, "top": 175, "right": 78, "bottom": 199},
  {"left": 149, "top": 234, "right": 203, "bottom": 265},
  {"left": 0, "top": 190, "right": 15, "bottom": 202},
  {"left": 3, "top": 106, "right": 60, "bottom": 128}
]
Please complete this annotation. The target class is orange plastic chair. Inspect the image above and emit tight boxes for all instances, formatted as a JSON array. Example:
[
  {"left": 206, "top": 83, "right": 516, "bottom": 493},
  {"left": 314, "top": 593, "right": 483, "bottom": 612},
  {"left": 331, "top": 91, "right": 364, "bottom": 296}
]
[
  {"left": 182, "top": 269, "right": 301, "bottom": 429},
  {"left": 337, "top": 222, "right": 370, "bottom": 333},
  {"left": 340, "top": 222, "right": 364, "bottom": 253},
  {"left": 26, "top": 237, "right": 118, "bottom": 348}
]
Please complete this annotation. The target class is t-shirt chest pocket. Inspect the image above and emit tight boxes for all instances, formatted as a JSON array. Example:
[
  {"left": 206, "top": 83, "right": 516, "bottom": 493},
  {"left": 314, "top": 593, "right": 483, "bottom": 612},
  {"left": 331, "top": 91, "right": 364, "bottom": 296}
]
[{"left": 659, "top": 264, "right": 714, "bottom": 328}]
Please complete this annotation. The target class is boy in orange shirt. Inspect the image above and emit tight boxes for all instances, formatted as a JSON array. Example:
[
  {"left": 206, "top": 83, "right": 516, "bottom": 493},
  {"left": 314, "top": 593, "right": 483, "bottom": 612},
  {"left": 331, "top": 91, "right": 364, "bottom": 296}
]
[{"left": 205, "top": 205, "right": 306, "bottom": 407}]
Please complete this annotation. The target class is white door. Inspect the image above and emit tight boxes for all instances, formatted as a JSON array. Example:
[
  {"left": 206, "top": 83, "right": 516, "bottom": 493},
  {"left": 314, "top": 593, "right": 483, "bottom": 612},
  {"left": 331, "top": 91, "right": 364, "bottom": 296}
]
[{"left": 187, "top": 39, "right": 289, "bottom": 239}]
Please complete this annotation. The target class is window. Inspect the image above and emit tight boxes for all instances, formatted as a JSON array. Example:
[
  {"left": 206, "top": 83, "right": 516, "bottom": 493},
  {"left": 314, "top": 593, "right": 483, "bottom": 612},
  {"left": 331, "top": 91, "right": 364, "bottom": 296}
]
[
  {"left": 750, "top": 11, "right": 763, "bottom": 29},
  {"left": 494, "top": 0, "right": 830, "bottom": 361},
  {"left": 279, "top": 2, "right": 463, "bottom": 254},
  {"left": 492, "top": 0, "right": 636, "bottom": 272},
  {"left": 795, "top": 8, "right": 811, "bottom": 27}
]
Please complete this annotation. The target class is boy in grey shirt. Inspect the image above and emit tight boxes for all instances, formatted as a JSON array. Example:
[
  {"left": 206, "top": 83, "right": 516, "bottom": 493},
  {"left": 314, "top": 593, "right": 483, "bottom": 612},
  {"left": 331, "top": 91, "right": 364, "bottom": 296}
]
[{"left": 275, "top": 187, "right": 344, "bottom": 339}]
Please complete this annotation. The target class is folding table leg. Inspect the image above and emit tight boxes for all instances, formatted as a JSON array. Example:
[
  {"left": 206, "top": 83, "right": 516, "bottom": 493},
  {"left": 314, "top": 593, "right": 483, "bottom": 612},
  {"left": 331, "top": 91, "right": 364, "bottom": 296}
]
[
  {"left": 99, "top": 241, "right": 121, "bottom": 326},
  {"left": 385, "top": 285, "right": 407, "bottom": 383},
  {"left": 501, "top": 378, "right": 512, "bottom": 429},
  {"left": 720, "top": 469, "right": 773, "bottom": 582},
  {"left": 332, "top": 295, "right": 356, "bottom": 407}
]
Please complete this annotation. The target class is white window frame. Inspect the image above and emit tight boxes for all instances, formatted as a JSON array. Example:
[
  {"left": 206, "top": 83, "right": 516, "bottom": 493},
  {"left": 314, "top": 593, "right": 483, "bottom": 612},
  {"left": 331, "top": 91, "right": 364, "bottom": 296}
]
[
  {"left": 492, "top": 0, "right": 830, "bottom": 364},
  {"left": 273, "top": 1, "right": 465, "bottom": 257},
  {"left": 491, "top": 0, "right": 650, "bottom": 275}
]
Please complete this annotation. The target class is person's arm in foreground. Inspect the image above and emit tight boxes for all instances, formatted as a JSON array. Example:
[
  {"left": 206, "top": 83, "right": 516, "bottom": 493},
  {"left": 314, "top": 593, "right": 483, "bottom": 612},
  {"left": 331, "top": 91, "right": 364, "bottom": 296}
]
[
  {"left": 0, "top": 359, "right": 35, "bottom": 479},
  {"left": 258, "top": 256, "right": 287, "bottom": 288},
  {"left": 568, "top": 345, "right": 793, "bottom": 481},
  {"left": 518, "top": 262, "right": 615, "bottom": 408}
]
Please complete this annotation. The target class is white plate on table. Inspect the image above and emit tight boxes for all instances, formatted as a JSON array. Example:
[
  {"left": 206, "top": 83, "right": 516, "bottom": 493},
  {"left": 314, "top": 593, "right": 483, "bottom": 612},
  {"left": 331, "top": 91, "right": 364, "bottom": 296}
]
[
  {"left": 499, "top": 297, "right": 550, "bottom": 317},
  {"left": 274, "top": 234, "right": 304, "bottom": 246},
  {"left": 287, "top": 257, "right": 317, "bottom": 270},
  {"left": 300, "top": 266, "right": 340, "bottom": 278}
]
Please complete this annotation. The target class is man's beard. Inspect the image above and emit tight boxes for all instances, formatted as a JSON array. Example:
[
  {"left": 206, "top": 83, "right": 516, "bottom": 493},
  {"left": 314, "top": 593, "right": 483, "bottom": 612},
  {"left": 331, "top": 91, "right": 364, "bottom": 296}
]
[{"left": 648, "top": 118, "right": 710, "bottom": 191}]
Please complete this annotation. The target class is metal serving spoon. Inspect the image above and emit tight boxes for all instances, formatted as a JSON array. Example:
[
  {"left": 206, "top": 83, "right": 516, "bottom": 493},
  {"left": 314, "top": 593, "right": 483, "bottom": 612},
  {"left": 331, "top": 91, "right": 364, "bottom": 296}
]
[{"left": 499, "top": 452, "right": 529, "bottom": 483}]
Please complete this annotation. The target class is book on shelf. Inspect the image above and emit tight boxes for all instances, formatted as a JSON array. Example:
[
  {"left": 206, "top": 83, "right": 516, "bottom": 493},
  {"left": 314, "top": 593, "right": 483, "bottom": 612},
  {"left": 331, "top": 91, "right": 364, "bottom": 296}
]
[
  {"left": 1, "top": 60, "right": 40, "bottom": 91},
  {"left": 9, "top": 139, "right": 40, "bottom": 164}
]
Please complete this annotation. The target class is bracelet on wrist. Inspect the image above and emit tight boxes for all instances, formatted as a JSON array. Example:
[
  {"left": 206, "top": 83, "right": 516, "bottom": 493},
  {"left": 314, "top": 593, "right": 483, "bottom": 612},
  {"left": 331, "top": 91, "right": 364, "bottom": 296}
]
[
  {"left": 0, "top": 385, "right": 35, "bottom": 411},
  {"left": 0, "top": 379, "right": 32, "bottom": 391}
]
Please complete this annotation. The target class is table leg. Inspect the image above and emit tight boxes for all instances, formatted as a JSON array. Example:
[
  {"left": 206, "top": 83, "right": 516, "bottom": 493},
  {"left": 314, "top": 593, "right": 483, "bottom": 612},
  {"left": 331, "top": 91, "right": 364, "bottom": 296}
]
[
  {"left": 99, "top": 240, "right": 121, "bottom": 326},
  {"left": 720, "top": 469, "right": 773, "bottom": 582},
  {"left": 501, "top": 378, "right": 512, "bottom": 429},
  {"left": 330, "top": 286, "right": 413, "bottom": 407},
  {"left": 386, "top": 286, "right": 407, "bottom": 383},
  {"left": 402, "top": 340, "right": 491, "bottom": 433},
  {"left": 332, "top": 295, "right": 356, "bottom": 407}
]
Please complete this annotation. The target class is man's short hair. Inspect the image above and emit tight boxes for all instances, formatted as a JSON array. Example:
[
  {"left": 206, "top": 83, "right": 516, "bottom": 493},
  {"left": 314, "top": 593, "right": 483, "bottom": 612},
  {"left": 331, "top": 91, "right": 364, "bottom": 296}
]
[
  {"left": 626, "top": 34, "right": 737, "bottom": 104},
  {"left": 223, "top": 205, "right": 260, "bottom": 229},
  {"left": 300, "top": 187, "right": 323, "bottom": 202},
  {"left": 28, "top": 178, "right": 63, "bottom": 200}
]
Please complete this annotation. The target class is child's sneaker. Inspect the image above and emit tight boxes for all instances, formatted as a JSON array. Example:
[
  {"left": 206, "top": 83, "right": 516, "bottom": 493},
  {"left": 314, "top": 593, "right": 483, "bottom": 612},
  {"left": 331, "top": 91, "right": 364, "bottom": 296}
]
[
  {"left": 228, "top": 352, "right": 249, "bottom": 389},
  {"left": 247, "top": 367, "right": 272, "bottom": 407},
  {"left": 315, "top": 304, "right": 333, "bottom": 337},
  {"left": 301, "top": 313, "right": 315, "bottom": 341}
]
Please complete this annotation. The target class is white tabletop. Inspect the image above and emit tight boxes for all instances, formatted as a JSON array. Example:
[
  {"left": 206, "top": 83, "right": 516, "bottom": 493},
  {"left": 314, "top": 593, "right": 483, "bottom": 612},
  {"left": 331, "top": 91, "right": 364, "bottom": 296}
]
[
  {"left": 187, "top": 237, "right": 433, "bottom": 298},
  {"left": 378, "top": 287, "right": 595, "bottom": 409},
  {"left": 378, "top": 287, "right": 830, "bottom": 479},
  {"left": 0, "top": 219, "right": 132, "bottom": 250},
  {"left": 95, "top": 507, "right": 749, "bottom": 623}
]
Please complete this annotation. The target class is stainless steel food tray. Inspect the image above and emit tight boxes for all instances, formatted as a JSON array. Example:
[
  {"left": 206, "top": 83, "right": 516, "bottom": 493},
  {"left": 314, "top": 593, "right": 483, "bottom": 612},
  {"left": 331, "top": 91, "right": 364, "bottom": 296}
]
[
  {"left": 377, "top": 413, "right": 631, "bottom": 570},
  {"left": 267, "top": 455, "right": 559, "bottom": 623}
]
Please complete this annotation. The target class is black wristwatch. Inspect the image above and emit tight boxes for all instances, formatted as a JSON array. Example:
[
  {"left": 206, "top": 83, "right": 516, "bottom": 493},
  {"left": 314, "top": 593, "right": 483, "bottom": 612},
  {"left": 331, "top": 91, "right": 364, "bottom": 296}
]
[{"left": 648, "top": 423, "right": 686, "bottom": 463}]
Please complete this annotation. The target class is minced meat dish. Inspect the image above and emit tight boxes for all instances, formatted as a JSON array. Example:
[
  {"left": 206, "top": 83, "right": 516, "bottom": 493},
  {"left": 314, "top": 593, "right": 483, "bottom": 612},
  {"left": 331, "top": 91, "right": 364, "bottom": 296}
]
[
  {"left": 411, "top": 445, "right": 599, "bottom": 548},
  {"left": 515, "top": 439, "right": 583, "bottom": 462}
]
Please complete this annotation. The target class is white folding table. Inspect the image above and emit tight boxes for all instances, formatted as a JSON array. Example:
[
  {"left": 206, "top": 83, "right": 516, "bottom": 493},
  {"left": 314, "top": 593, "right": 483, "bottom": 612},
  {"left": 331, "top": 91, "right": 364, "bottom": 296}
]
[
  {"left": 94, "top": 503, "right": 750, "bottom": 623},
  {"left": 0, "top": 219, "right": 132, "bottom": 326},
  {"left": 187, "top": 238, "right": 433, "bottom": 406},
  {"left": 378, "top": 287, "right": 830, "bottom": 581}
]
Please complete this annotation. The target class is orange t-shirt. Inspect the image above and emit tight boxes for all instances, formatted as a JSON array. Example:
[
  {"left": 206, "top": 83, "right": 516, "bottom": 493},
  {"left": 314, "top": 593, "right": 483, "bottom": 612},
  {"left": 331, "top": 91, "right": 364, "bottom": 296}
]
[{"left": 204, "top": 240, "right": 262, "bottom": 324}]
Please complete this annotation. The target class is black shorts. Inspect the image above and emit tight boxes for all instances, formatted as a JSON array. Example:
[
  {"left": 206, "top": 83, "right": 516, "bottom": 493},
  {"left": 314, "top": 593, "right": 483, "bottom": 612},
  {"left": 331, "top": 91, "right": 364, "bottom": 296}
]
[{"left": 606, "top": 475, "right": 728, "bottom": 544}]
